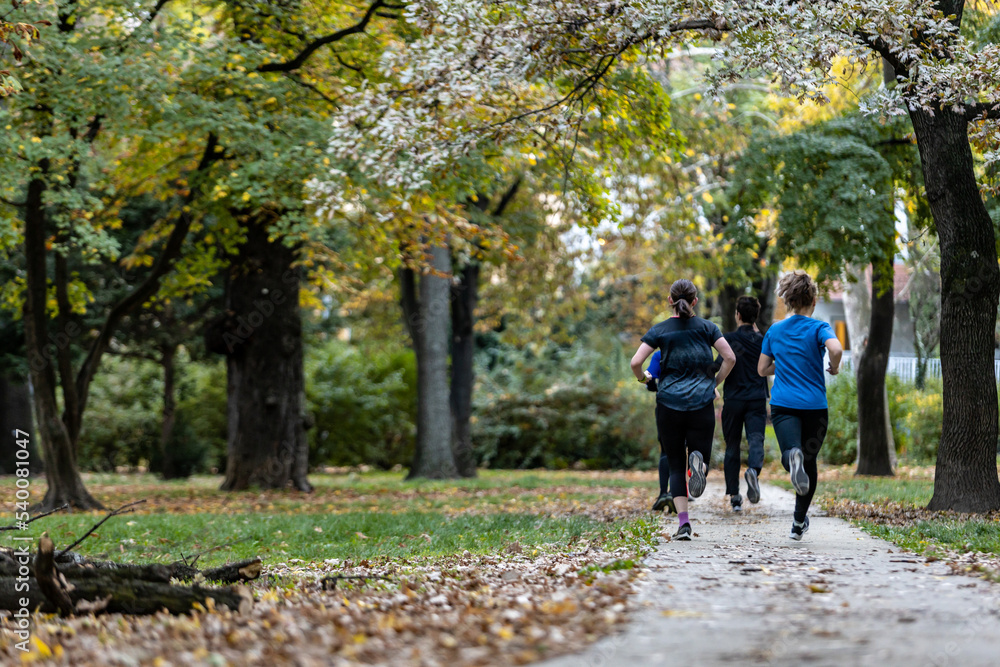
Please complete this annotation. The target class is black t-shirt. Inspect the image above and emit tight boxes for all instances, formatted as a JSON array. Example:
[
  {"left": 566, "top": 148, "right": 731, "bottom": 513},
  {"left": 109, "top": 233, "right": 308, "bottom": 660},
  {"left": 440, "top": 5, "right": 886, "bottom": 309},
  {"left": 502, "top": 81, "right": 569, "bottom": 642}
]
[
  {"left": 641, "top": 316, "right": 722, "bottom": 411},
  {"left": 722, "top": 325, "right": 768, "bottom": 401}
]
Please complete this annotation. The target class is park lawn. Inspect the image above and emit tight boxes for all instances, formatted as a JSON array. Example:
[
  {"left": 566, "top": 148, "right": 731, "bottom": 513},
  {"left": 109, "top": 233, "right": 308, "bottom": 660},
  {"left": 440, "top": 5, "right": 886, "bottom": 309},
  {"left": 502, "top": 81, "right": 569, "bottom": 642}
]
[
  {"left": 1, "top": 470, "right": 665, "bottom": 666},
  {"left": 776, "top": 464, "right": 1000, "bottom": 575},
  {"left": 1, "top": 470, "right": 662, "bottom": 568}
]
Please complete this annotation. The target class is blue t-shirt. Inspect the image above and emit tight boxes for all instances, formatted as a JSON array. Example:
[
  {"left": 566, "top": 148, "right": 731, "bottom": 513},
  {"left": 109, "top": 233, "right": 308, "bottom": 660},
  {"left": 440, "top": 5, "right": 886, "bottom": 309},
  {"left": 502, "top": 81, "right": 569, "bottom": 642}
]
[
  {"left": 647, "top": 350, "right": 661, "bottom": 379},
  {"left": 641, "top": 316, "right": 723, "bottom": 411},
  {"left": 761, "top": 314, "right": 837, "bottom": 410}
]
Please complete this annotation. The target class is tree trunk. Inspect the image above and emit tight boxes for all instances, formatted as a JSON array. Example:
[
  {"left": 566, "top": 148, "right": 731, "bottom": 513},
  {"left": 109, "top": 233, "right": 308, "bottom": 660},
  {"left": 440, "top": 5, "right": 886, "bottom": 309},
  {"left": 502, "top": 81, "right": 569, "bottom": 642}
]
[
  {"left": 219, "top": 217, "right": 311, "bottom": 492},
  {"left": 402, "top": 245, "right": 458, "bottom": 480},
  {"left": 855, "top": 256, "right": 895, "bottom": 476},
  {"left": 842, "top": 263, "right": 871, "bottom": 364},
  {"left": 716, "top": 284, "right": 741, "bottom": 333},
  {"left": 450, "top": 261, "right": 479, "bottom": 478},
  {"left": 158, "top": 344, "right": 178, "bottom": 479},
  {"left": 753, "top": 272, "right": 777, "bottom": 332},
  {"left": 911, "top": 108, "right": 1000, "bottom": 512},
  {"left": 0, "top": 376, "right": 40, "bottom": 475},
  {"left": 22, "top": 174, "right": 102, "bottom": 511}
]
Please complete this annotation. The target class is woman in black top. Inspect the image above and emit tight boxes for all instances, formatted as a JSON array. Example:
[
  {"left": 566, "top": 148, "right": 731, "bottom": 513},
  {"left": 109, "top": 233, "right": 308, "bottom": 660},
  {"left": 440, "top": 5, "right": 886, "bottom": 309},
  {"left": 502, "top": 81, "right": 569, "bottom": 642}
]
[{"left": 631, "top": 279, "right": 736, "bottom": 540}]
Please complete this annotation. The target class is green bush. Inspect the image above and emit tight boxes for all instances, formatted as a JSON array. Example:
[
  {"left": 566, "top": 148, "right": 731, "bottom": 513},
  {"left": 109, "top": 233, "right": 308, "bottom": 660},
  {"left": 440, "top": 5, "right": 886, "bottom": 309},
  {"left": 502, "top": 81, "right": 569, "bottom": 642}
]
[
  {"left": 78, "top": 356, "right": 163, "bottom": 471},
  {"left": 306, "top": 340, "right": 417, "bottom": 468},
  {"left": 472, "top": 337, "right": 657, "bottom": 470},
  {"left": 819, "top": 373, "right": 914, "bottom": 465},
  {"left": 175, "top": 360, "right": 228, "bottom": 473},
  {"left": 150, "top": 410, "right": 208, "bottom": 478},
  {"left": 821, "top": 373, "right": 859, "bottom": 465},
  {"left": 895, "top": 378, "right": 943, "bottom": 463}
]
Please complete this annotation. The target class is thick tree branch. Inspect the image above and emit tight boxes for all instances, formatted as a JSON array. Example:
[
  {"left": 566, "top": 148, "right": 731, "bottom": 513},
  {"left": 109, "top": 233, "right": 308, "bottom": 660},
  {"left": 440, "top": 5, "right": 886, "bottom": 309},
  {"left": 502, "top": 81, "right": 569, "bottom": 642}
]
[
  {"left": 492, "top": 177, "right": 522, "bottom": 218},
  {"left": 285, "top": 73, "right": 340, "bottom": 106},
  {"left": 854, "top": 31, "right": 910, "bottom": 78},
  {"left": 965, "top": 102, "right": 1000, "bottom": 122},
  {"left": 54, "top": 251, "right": 81, "bottom": 443},
  {"left": 72, "top": 134, "right": 222, "bottom": 420},
  {"left": 258, "top": 0, "right": 390, "bottom": 73}
]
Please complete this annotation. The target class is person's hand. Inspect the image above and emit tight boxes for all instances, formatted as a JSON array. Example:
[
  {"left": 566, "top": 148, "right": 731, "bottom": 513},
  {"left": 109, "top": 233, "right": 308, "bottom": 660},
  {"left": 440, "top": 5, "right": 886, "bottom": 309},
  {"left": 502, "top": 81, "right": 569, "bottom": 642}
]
[
  {"left": 714, "top": 386, "right": 721, "bottom": 400},
  {"left": 827, "top": 363, "right": 839, "bottom": 376},
  {"left": 643, "top": 370, "right": 653, "bottom": 382}
]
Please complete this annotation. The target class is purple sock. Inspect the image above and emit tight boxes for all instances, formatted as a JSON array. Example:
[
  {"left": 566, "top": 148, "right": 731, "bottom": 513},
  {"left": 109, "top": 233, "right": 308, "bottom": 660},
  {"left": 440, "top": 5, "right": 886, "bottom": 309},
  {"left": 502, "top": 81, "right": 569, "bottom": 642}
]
[{"left": 678, "top": 511, "right": 689, "bottom": 527}]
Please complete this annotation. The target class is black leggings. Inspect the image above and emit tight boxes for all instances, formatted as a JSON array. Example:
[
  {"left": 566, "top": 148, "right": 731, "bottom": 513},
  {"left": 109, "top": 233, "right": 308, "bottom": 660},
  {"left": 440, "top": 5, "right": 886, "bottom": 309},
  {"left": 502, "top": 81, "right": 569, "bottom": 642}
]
[
  {"left": 655, "top": 403, "right": 715, "bottom": 497},
  {"left": 771, "top": 406, "right": 828, "bottom": 523}
]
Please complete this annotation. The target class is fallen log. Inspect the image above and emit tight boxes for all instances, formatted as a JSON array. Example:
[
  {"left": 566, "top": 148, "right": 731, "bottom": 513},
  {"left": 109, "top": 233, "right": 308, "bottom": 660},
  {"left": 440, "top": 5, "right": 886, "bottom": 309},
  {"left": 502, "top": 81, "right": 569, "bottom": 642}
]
[
  {"left": 0, "top": 501, "right": 259, "bottom": 616},
  {"left": 0, "top": 556, "right": 262, "bottom": 584},
  {"left": 0, "top": 575, "right": 252, "bottom": 615}
]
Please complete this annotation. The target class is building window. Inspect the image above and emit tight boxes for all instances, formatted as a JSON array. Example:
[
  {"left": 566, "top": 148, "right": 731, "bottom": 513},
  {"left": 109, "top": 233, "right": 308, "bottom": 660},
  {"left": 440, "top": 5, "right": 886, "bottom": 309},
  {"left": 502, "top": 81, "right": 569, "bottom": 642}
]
[{"left": 833, "top": 320, "right": 850, "bottom": 351}]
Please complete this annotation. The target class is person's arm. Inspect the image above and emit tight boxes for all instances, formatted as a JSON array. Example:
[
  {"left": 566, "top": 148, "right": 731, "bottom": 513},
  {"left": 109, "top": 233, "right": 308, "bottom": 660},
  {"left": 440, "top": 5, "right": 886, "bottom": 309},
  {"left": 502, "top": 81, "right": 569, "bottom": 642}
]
[
  {"left": 758, "top": 353, "right": 775, "bottom": 377},
  {"left": 631, "top": 342, "right": 655, "bottom": 382},
  {"left": 825, "top": 337, "right": 843, "bottom": 375},
  {"left": 713, "top": 337, "right": 736, "bottom": 386}
]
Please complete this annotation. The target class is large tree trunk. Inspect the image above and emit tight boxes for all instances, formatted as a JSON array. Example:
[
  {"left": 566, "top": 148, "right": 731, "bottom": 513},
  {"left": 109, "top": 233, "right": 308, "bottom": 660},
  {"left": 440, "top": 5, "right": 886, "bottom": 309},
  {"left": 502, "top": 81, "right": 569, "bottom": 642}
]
[
  {"left": 0, "top": 376, "right": 40, "bottom": 475},
  {"left": 218, "top": 217, "right": 311, "bottom": 492},
  {"left": 450, "top": 261, "right": 479, "bottom": 478},
  {"left": 716, "top": 284, "right": 741, "bottom": 333},
  {"left": 401, "top": 245, "right": 458, "bottom": 480},
  {"left": 22, "top": 174, "right": 102, "bottom": 511},
  {"left": 158, "top": 343, "right": 178, "bottom": 479},
  {"left": 911, "top": 108, "right": 1000, "bottom": 512},
  {"left": 855, "top": 256, "right": 896, "bottom": 476},
  {"left": 843, "top": 262, "right": 897, "bottom": 472},
  {"left": 841, "top": 263, "right": 871, "bottom": 361}
]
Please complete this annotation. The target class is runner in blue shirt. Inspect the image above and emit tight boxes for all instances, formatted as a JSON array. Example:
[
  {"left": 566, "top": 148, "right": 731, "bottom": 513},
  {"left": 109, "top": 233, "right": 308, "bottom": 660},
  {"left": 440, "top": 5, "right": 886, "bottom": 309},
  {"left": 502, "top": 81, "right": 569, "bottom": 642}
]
[{"left": 758, "top": 270, "right": 843, "bottom": 541}]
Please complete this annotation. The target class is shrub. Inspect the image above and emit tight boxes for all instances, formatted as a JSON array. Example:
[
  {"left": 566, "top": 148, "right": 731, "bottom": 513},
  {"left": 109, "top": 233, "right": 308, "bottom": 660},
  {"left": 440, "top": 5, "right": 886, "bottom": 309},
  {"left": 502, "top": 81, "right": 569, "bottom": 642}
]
[
  {"left": 821, "top": 373, "right": 859, "bottom": 465},
  {"left": 175, "top": 360, "right": 228, "bottom": 472},
  {"left": 472, "top": 337, "right": 657, "bottom": 470},
  {"left": 78, "top": 356, "right": 163, "bottom": 471},
  {"left": 896, "top": 378, "right": 943, "bottom": 463},
  {"left": 818, "top": 373, "right": 913, "bottom": 466},
  {"left": 306, "top": 340, "right": 417, "bottom": 468},
  {"left": 150, "top": 410, "right": 208, "bottom": 479}
]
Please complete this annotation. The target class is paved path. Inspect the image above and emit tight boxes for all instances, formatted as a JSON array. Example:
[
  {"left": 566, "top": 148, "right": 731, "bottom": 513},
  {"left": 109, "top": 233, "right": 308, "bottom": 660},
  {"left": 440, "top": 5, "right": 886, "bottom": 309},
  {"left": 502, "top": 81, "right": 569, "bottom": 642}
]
[{"left": 542, "top": 480, "right": 1000, "bottom": 667}]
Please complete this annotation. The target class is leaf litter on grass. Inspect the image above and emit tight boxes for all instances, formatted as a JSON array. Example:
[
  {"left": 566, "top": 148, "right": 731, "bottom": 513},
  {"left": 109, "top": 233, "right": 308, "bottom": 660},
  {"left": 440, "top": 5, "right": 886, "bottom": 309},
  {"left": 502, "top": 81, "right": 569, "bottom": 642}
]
[{"left": 0, "top": 471, "right": 663, "bottom": 666}]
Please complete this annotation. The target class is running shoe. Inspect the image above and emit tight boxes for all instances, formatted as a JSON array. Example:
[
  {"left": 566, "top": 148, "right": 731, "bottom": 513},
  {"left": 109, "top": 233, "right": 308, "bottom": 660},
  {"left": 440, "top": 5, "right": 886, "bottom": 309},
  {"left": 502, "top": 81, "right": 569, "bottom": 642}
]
[
  {"left": 789, "top": 516, "right": 810, "bottom": 541},
  {"left": 731, "top": 494, "right": 743, "bottom": 512},
  {"left": 652, "top": 492, "right": 676, "bottom": 514},
  {"left": 745, "top": 468, "right": 761, "bottom": 504},
  {"left": 673, "top": 523, "right": 692, "bottom": 541},
  {"left": 789, "top": 448, "right": 810, "bottom": 496},
  {"left": 688, "top": 451, "right": 707, "bottom": 498}
]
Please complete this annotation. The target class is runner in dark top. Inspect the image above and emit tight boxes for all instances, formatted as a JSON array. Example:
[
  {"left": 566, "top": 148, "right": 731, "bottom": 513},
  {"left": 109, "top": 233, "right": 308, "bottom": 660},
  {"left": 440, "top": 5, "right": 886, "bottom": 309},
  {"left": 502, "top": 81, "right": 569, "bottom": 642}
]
[
  {"left": 631, "top": 279, "right": 736, "bottom": 540},
  {"left": 720, "top": 296, "right": 768, "bottom": 512}
]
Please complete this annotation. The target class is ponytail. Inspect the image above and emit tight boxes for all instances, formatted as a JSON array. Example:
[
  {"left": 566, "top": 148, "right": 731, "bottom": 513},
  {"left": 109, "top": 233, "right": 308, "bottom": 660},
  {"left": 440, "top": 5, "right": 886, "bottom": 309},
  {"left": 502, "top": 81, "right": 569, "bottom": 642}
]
[{"left": 670, "top": 279, "right": 698, "bottom": 319}]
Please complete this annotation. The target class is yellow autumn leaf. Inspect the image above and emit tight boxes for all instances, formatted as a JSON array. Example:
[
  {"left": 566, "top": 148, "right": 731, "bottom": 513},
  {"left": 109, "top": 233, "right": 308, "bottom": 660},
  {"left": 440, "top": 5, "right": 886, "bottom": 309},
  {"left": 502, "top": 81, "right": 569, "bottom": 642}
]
[{"left": 21, "top": 636, "right": 52, "bottom": 663}]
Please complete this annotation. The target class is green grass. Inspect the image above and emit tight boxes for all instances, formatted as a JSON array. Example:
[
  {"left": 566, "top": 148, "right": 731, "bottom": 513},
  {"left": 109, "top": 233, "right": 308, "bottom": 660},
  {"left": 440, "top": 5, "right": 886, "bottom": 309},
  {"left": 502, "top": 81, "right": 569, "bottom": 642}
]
[
  {"left": 818, "top": 476, "right": 934, "bottom": 506},
  {"left": 783, "top": 469, "right": 1000, "bottom": 561},
  {"left": 861, "top": 518, "right": 1000, "bottom": 558},
  {"left": 2, "top": 471, "right": 660, "bottom": 570},
  {"left": 20, "top": 511, "right": 625, "bottom": 567}
]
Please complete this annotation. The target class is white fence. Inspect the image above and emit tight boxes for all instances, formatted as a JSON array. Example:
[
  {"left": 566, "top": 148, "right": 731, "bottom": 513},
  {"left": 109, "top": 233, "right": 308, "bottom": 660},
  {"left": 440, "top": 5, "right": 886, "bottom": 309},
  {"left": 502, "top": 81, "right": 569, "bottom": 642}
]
[{"left": 836, "top": 352, "right": 1000, "bottom": 383}]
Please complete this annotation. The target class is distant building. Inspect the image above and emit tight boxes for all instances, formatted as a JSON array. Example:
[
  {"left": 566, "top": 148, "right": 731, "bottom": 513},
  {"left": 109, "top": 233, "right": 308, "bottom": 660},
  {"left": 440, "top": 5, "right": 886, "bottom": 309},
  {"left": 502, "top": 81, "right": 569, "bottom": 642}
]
[{"left": 774, "top": 263, "right": 916, "bottom": 357}]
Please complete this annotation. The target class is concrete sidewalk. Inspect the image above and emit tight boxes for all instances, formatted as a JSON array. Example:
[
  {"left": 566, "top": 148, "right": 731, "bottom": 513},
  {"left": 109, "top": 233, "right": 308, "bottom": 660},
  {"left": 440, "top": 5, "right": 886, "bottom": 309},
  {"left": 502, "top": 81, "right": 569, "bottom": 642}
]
[{"left": 540, "top": 479, "right": 1000, "bottom": 667}]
